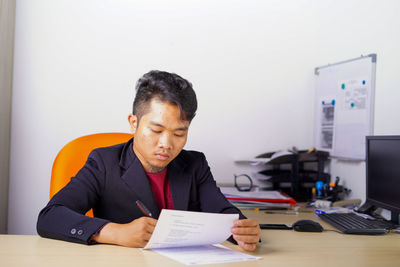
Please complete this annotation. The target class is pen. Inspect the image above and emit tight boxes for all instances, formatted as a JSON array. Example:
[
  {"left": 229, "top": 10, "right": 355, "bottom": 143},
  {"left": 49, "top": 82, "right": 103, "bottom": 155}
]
[{"left": 136, "top": 200, "right": 153, "bottom": 218}]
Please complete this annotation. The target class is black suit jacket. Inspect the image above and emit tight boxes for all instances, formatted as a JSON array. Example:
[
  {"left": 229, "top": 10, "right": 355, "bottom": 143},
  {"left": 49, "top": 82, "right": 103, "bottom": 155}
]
[{"left": 37, "top": 138, "right": 244, "bottom": 244}]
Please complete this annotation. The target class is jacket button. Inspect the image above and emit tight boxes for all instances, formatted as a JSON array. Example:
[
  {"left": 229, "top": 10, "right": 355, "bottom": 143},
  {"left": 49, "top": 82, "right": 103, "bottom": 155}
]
[
  {"left": 77, "top": 230, "right": 83, "bottom": 235},
  {"left": 71, "top": 228, "right": 77, "bottom": 235}
]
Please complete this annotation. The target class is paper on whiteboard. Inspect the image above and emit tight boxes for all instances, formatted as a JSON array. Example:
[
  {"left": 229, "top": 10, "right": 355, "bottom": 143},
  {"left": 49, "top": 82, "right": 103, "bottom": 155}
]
[
  {"left": 144, "top": 210, "right": 238, "bottom": 249},
  {"left": 316, "top": 96, "right": 336, "bottom": 151},
  {"left": 339, "top": 78, "right": 368, "bottom": 111}
]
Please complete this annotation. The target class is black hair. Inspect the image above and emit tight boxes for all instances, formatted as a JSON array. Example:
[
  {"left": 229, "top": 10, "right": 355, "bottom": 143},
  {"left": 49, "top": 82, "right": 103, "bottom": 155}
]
[{"left": 132, "top": 70, "right": 197, "bottom": 122}]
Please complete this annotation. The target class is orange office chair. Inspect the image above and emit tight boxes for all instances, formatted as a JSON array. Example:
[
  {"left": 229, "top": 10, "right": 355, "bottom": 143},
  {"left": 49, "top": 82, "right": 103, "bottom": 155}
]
[{"left": 50, "top": 132, "right": 133, "bottom": 217}]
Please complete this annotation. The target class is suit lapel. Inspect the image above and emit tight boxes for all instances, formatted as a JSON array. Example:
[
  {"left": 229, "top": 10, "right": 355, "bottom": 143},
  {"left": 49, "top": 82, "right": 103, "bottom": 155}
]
[
  {"left": 119, "top": 141, "right": 160, "bottom": 218},
  {"left": 168, "top": 155, "right": 191, "bottom": 211}
]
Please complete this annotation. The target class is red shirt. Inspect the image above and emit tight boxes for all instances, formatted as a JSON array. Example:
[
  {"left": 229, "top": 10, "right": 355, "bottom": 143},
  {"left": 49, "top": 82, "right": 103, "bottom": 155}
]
[{"left": 146, "top": 168, "right": 174, "bottom": 211}]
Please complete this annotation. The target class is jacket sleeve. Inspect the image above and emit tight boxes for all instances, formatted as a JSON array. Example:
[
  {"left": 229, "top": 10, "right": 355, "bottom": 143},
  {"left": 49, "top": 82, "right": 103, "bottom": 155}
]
[{"left": 36, "top": 150, "right": 110, "bottom": 245}]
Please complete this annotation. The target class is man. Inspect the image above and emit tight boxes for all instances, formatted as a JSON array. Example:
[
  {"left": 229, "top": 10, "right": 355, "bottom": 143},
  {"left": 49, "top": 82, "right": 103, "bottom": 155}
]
[{"left": 37, "top": 70, "right": 261, "bottom": 251}]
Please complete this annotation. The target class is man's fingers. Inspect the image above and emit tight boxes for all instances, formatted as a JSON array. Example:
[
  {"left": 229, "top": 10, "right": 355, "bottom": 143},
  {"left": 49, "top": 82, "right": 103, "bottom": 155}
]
[
  {"left": 139, "top": 216, "right": 158, "bottom": 226},
  {"left": 135, "top": 217, "right": 158, "bottom": 233},
  {"left": 233, "top": 234, "right": 260, "bottom": 243},
  {"left": 143, "top": 224, "right": 156, "bottom": 234},
  {"left": 233, "top": 218, "right": 259, "bottom": 227},
  {"left": 237, "top": 241, "right": 257, "bottom": 252},
  {"left": 231, "top": 225, "right": 260, "bottom": 235},
  {"left": 140, "top": 219, "right": 157, "bottom": 234},
  {"left": 231, "top": 218, "right": 261, "bottom": 249},
  {"left": 232, "top": 218, "right": 261, "bottom": 247},
  {"left": 141, "top": 231, "right": 153, "bottom": 241}
]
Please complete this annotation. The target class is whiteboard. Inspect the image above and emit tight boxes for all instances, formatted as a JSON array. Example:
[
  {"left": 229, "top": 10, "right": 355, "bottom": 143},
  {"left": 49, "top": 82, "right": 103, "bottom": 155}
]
[{"left": 313, "top": 54, "right": 376, "bottom": 160}]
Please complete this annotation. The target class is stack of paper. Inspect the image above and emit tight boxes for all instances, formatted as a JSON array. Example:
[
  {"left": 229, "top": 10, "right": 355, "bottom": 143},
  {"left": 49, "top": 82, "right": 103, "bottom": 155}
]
[{"left": 220, "top": 187, "right": 296, "bottom": 208}]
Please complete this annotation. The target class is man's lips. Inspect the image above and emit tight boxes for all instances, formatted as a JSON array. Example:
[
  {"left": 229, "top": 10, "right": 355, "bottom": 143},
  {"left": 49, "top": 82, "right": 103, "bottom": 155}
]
[{"left": 155, "top": 153, "right": 170, "bottom": 161}]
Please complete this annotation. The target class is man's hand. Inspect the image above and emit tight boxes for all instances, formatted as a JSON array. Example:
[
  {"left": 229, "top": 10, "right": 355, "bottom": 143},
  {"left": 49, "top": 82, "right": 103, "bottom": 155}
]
[
  {"left": 231, "top": 218, "right": 261, "bottom": 251},
  {"left": 92, "top": 216, "right": 157, "bottom": 247}
]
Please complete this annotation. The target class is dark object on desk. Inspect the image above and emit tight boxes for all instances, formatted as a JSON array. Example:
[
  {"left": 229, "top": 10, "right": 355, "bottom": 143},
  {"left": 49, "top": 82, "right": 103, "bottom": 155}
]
[
  {"left": 257, "top": 149, "right": 330, "bottom": 202},
  {"left": 260, "top": 223, "right": 293, "bottom": 230},
  {"left": 292, "top": 219, "right": 323, "bottom": 232},
  {"left": 318, "top": 213, "right": 392, "bottom": 235},
  {"left": 313, "top": 176, "right": 351, "bottom": 202},
  {"left": 234, "top": 174, "right": 253, "bottom": 191}
]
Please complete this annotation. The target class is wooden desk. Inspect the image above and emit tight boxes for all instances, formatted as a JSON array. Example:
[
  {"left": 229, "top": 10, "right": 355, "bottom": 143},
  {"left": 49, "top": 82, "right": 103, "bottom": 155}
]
[{"left": 1, "top": 210, "right": 399, "bottom": 266}]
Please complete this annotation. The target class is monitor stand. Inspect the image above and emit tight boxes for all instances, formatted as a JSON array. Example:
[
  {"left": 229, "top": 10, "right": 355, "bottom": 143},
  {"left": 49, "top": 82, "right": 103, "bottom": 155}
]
[
  {"left": 357, "top": 201, "right": 400, "bottom": 224},
  {"left": 356, "top": 201, "right": 375, "bottom": 214}
]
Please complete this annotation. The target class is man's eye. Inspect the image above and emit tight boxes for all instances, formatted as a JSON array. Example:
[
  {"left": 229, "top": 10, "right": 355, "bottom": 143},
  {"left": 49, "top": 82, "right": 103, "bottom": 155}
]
[
  {"left": 151, "top": 129, "right": 161, "bottom": 134},
  {"left": 174, "top": 133, "right": 185, "bottom": 137}
]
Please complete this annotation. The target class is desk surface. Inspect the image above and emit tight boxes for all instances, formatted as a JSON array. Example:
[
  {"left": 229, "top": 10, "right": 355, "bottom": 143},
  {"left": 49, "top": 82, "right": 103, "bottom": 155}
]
[{"left": 1, "top": 210, "right": 399, "bottom": 267}]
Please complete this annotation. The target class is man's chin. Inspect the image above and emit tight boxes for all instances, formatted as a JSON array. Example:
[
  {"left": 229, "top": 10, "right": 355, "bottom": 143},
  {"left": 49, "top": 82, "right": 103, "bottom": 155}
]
[{"left": 147, "top": 163, "right": 168, "bottom": 173}]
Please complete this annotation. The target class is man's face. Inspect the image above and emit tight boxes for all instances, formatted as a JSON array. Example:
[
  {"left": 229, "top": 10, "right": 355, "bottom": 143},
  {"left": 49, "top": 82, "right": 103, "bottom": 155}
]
[{"left": 128, "top": 99, "right": 190, "bottom": 173}]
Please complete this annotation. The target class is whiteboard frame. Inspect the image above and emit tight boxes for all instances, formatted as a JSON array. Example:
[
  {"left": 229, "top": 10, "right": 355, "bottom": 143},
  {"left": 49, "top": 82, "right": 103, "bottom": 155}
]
[{"left": 313, "top": 54, "right": 376, "bottom": 160}]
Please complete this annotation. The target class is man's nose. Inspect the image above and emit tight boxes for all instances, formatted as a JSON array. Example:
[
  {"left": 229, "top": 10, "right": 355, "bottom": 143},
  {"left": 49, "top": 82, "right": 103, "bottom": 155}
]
[{"left": 158, "top": 132, "right": 172, "bottom": 149}]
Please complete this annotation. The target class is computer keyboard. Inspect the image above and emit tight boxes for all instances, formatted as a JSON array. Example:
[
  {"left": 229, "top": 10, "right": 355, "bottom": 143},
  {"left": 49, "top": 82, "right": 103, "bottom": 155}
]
[{"left": 318, "top": 213, "right": 396, "bottom": 235}]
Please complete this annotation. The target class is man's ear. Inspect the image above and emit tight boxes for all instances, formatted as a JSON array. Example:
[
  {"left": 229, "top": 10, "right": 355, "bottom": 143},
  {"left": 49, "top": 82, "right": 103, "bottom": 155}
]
[{"left": 128, "top": 114, "right": 138, "bottom": 134}]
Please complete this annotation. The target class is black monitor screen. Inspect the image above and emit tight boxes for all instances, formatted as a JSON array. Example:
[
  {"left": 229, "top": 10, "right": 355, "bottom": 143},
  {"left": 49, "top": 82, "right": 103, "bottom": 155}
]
[{"left": 367, "top": 136, "right": 400, "bottom": 220}]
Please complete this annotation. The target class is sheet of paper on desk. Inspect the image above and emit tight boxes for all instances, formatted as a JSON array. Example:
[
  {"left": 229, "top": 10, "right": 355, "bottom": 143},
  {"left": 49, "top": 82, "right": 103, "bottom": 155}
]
[
  {"left": 220, "top": 187, "right": 291, "bottom": 199},
  {"left": 144, "top": 209, "right": 238, "bottom": 249},
  {"left": 151, "top": 244, "right": 261, "bottom": 266}
]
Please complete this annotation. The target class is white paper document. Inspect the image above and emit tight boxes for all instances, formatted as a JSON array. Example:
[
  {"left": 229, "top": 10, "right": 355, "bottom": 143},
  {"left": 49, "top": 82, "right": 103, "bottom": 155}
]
[
  {"left": 152, "top": 244, "right": 261, "bottom": 265},
  {"left": 234, "top": 150, "right": 294, "bottom": 165},
  {"left": 144, "top": 209, "right": 238, "bottom": 249},
  {"left": 219, "top": 187, "right": 291, "bottom": 200},
  {"left": 144, "top": 210, "right": 261, "bottom": 265}
]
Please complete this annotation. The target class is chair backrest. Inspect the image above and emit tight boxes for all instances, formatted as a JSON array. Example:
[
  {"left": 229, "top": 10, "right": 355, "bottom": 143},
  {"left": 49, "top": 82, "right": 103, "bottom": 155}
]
[{"left": 50, "top": 132, "right": 133, "bottom": 217}]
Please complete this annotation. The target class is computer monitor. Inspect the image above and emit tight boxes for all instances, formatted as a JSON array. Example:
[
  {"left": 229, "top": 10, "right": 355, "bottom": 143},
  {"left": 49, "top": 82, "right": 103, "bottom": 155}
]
[{"left": 357, "top": 136, "right": 400, "bottom": 224}]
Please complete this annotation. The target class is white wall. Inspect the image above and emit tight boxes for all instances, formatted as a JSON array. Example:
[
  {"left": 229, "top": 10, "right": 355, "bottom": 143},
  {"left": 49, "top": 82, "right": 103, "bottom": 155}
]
[{"left": 9, "top": 0, "right": 400, "bottom": 234}]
